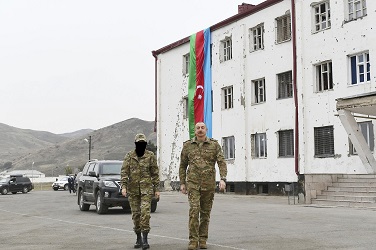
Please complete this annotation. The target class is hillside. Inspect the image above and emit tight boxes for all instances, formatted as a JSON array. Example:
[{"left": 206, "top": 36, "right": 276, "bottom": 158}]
[
  {"left": 7, "top": 118, "right": 155, "bottom": 176},
  {"left": 0, "top": 123, "right": 70, "bottom": 164}
]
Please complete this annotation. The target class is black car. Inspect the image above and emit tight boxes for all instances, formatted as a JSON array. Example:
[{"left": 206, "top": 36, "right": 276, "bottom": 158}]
[
  {"left": 0, "top": 175, "right": 34, "bottom": 195},
  {"left": 77, "top": 160, "right": 159, "bottom": 214}
]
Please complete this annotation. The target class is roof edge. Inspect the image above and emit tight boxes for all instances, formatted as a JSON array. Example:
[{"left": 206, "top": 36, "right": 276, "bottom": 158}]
[{"left": 152, "top": 0, "right": 283, "bottom": 56}]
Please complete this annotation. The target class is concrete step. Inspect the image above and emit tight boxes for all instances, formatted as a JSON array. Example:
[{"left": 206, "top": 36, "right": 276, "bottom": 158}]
[
  {"left": 311, "top": 199, "right": 376, "bottom": 208},
  {"left": 332, "top": 182, "right": 376, "bottom": 187},
  {"left": 339, "top": 174, "right": 376, "bottom": 179},
  {"left": 316, "top": 194, "right": 376, "bottom": 202},
  {"left": 327, "top": 186, "right": 376, "bottom": 192},
  {"left": 322, "top": 190, "right": 376, "bottom": 196},
  {"left": 337, "top": 178, "right": 376, "bottom": 183}
]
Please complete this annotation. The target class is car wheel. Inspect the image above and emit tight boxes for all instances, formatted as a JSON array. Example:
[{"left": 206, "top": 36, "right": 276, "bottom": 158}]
[
  {"left": 79, "top": 190, "right": 90, "bottom": 211},
  {"left": 151, "top": 202, "right": 157, "bottom": 213},
  {"left": 1, "top": 188, "right": 8, "bottom": 195},
  {"left": 96, "top": 190, "right": 108, "bottom": 214},
  {"left": 53, "top": 187, "right": 59, "bottom": 191},
  {"left": 22, "top": 187, "right": 28, "bottom": 193},
  {"left": 12, "top": 192, "right": 17, "bottom": 194},
  {"left": 64, "top": 184, "right": 68, "bottom": 191}
]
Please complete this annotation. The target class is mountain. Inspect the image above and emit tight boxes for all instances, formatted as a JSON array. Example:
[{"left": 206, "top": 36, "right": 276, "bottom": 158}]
[
  {"left": 2, "top": 118, "right": 155, "bottom": 176},
  {"left": 59, "top": 129, "right": 94, "bottom": 138},
  {"left": 0, "top": 123, "right": 70, "bottom": 164}
]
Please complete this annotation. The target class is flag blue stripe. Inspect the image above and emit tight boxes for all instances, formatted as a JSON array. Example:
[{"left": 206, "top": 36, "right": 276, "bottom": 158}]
[{"left": 203, "top": 28, "right": 212, "bottom": 138}]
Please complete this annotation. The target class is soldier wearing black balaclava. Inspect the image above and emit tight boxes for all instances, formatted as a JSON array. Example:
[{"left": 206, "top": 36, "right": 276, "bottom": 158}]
[{"left": 121, "top": 133, "right": 160, "bottom": 249}]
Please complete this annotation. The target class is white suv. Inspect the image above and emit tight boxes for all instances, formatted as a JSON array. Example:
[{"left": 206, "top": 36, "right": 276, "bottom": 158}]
[{"left": 52, "top": 176, "right": 69, "bottom": 191}]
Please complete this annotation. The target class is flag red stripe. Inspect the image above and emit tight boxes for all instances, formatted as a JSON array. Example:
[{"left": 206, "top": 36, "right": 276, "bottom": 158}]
[{"left": 194, "top": 30, "right": 205, "bottom": 124}]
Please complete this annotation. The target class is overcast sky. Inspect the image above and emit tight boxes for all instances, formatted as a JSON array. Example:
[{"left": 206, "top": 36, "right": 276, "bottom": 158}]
[{"left": 0, "top": 0, "right": 263, "bottom": 134}]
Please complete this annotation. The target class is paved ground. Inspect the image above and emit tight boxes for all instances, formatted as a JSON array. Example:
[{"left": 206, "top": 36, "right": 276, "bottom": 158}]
[{"left": 1, "top": 190, "right": 376, "bottom": 250}]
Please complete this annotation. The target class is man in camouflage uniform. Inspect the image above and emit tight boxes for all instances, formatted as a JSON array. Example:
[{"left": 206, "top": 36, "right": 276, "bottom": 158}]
[
  {"left": 180, "top": 122, "right": 227, "bottom": 250},
  {"left": 121, "top": 133, "right": 160, "bottom": 250}
]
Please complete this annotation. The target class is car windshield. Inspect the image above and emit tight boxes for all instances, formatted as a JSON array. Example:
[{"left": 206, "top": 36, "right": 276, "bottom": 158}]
[
  {"left": 101, "top": 163, "right": 122, "bottom": 175},
  {"left": 0, "top": 177, "right": 9, "bottom": 183}
]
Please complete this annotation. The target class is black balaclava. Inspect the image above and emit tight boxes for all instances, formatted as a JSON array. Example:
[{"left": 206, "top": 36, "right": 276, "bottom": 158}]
[{"left": 135, "top": 141, "right": 147, "bottom": 157}]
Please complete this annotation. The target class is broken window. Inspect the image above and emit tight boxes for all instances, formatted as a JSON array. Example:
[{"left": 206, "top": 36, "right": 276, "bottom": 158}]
[
  {"left": 349, "top": 121, "right": 374, "bottom": 154},
  {"left": 316, "top": 61, "right": 333, "bottom": 92},
  {"left": 277, "top": 71, "right": 293, "bottom": 98},
  {"left": 223, "top": 136, "right": 235, "bottom": 159},
  {"left": 312, "top": 1, "right": 331, "bottom": 32}
]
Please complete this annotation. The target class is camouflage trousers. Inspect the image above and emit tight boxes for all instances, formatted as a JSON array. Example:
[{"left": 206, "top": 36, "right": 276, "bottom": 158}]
[
  {"left": 128, "top": 193, "right": 152, "bottom": 233},
  {"left": 188, "top": 188, "right": 215, "bottom": 242}
]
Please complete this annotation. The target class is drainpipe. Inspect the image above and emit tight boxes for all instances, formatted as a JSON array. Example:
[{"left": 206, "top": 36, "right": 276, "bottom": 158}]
[
  {"left": 152, "top": 51, "right": 158, "bottom": 133},
  {"left": 291, "top": 0, "right": 299, "bottom": 175}
]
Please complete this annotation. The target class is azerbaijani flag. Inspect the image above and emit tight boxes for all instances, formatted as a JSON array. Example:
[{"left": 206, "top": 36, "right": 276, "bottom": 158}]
[{"left": 188, "top": 28, "right": 212, "bottom": 139}]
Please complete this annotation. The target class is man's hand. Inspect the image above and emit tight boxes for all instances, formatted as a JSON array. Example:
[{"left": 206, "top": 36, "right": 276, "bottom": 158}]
[
  {"left": 180, "top": 184, "right": 187, "bottom": 194},
  {"left": 121, "top": 188, "right": 127, "bottom": 197},
  {"left": 155, "top": 191, "right": 160, "bottom": 199},
  {"left": 219, "top": 180, "right": 226, "bottom": 192}
]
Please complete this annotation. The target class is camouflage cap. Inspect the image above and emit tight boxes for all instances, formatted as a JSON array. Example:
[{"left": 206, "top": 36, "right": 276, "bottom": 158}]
[{"left": 135, "top": 133, "right": 147, "bottom": 142}]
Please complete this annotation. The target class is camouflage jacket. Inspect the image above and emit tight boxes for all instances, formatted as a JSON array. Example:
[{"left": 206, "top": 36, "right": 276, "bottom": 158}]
[
  {"left": 121, "top": 150, "right": 160, "bottom": 195},
  {"left": 179, "top": 137, "right": 227, "bottom": 191}
]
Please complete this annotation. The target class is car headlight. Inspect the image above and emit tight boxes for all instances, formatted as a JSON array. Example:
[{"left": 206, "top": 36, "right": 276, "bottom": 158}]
[{"left": 103, "top": 181, "right": 117, "bottom": 188}]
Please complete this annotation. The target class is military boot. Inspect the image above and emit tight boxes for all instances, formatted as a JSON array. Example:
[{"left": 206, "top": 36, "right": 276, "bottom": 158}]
[
  {"left": 134, "top": 232, "right": 142, "bottom": 248},
  {"left": 199, "top": 240, "right": 207, "bottom": 249},
  {"left": 142, "top": 232, "right": 149, "bottom": 249},
  {"left": 188, "top": 241, "right": 198, "bottom": 250}
]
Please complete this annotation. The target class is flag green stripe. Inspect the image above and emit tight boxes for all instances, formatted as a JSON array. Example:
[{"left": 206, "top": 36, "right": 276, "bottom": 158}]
[{"left": 188, "top": 33, "right": 197, "bottom": 139}]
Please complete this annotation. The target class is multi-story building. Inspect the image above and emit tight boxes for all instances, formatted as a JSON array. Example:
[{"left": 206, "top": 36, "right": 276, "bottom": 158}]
[{"left": 152, "top": 0, "right": 375, "bottom": 203}]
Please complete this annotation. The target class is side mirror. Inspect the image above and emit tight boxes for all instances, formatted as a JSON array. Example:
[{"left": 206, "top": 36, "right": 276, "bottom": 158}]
[{"left": 88, "top": 171, "right": 97, "bottom": 177}]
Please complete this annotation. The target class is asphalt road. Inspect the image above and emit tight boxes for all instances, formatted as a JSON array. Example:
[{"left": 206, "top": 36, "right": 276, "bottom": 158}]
[{"left": 1, "top": 190, "right": 376, "bottom": 250}]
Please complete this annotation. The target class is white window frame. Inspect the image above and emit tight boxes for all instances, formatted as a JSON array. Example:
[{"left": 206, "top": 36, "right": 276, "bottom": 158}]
[
  {"left": 183, "top": 53, "right": 190, "bottom": 75},
  {"left": 349, "top": 121, "right": 374, "bottom": 154},
  {"left": 220, "top": 37, "right": 232, "bottom": 62},
  {"left": 249, "top": 23, "right": 264, "bottom": 52},
  {"left": 349, "top": 52, "right": 370, "bottom": 85},
  {"left": 252, "top": 133, "right": 267, "bottom": 158},
  {"left": 223, "top": 136, "right": 235, "bottom": 160},
  {"left": 312, "top": 1, "right": 331, "bottom": 32},
  {"left": 277, "top": 71, "right": 293, "bottom": 99},
  {"left": 316, "top": 61, "right": 333, "bottom": 92},
  {"left": 347, "top": 0, "right": 367, "bottom": 21},
  {"left": 252, "top": 78, "right": 266, "bottom": 104},
  {"left": 276, "top": 14, "right": 291, "bottom": 43},
  {"left": 278, "top": 130, "right": 294, "bottom": 157},
  {"left": 222, "top": 86, "right": 233, "bottom": 110},
  {"left": 314, "top": 126, "right": 334, "bottom": 158}
]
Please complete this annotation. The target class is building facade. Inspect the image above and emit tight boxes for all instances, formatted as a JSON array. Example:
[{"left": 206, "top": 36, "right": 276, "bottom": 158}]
[{"left": 152, "top": 0, "right": 376, "bottom": 200}]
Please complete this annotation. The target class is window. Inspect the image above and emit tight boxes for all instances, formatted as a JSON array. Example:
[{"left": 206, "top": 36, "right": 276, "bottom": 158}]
[
  {"left": 276, "top": 14, "right": 291, "bottom": 43},
  {"left": 249, "top": 24, "right": 264, "bottom": 52},
  {"left": 253, "top": 79, "right": 266, "bottom": 104},
  {"left": 313, "top": 1, "right": 331, "bottom": 32},
  {"left": 314, "top": 126, "right": 334, "bottom": 157},
  {"left": 183, "top": 53, "right": 190, "bottom": 75},
  {"left": 349, "top": 121, "right": 374, "bottom": 154},
  {"left": 347, "top": 0, "right": 367, "bottom": 20},
  {"left": 350, "top": 52, "right": 370, "bottom": 85},
  {"left": 183, "top": 96, "right": 188, "bottom": 119},
  {"left": 221, "top": 37, "right": 232, "bottom": 62},
  {"left": 277, "top": 71, "right": 293, "bottom": 99},
  {"left": 316, "top": 61, "right": 333, "bottom": 91},
  {"left": 252, "top": 133, "right": 267, "bottom": 158},
  {"left": 222, "top": 86, "right": 233, "bottom": 109},
  {"left": 278, "top": 130, "right": 294, "bottom": 157},
  {"left": 223, "top": 136, "right": 235, "bottom": 159}
]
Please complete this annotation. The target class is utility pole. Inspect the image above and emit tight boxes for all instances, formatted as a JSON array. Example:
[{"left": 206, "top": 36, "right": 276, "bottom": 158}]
[{"left": 88, "top": 135, "right": 91, "bottom": 160}]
